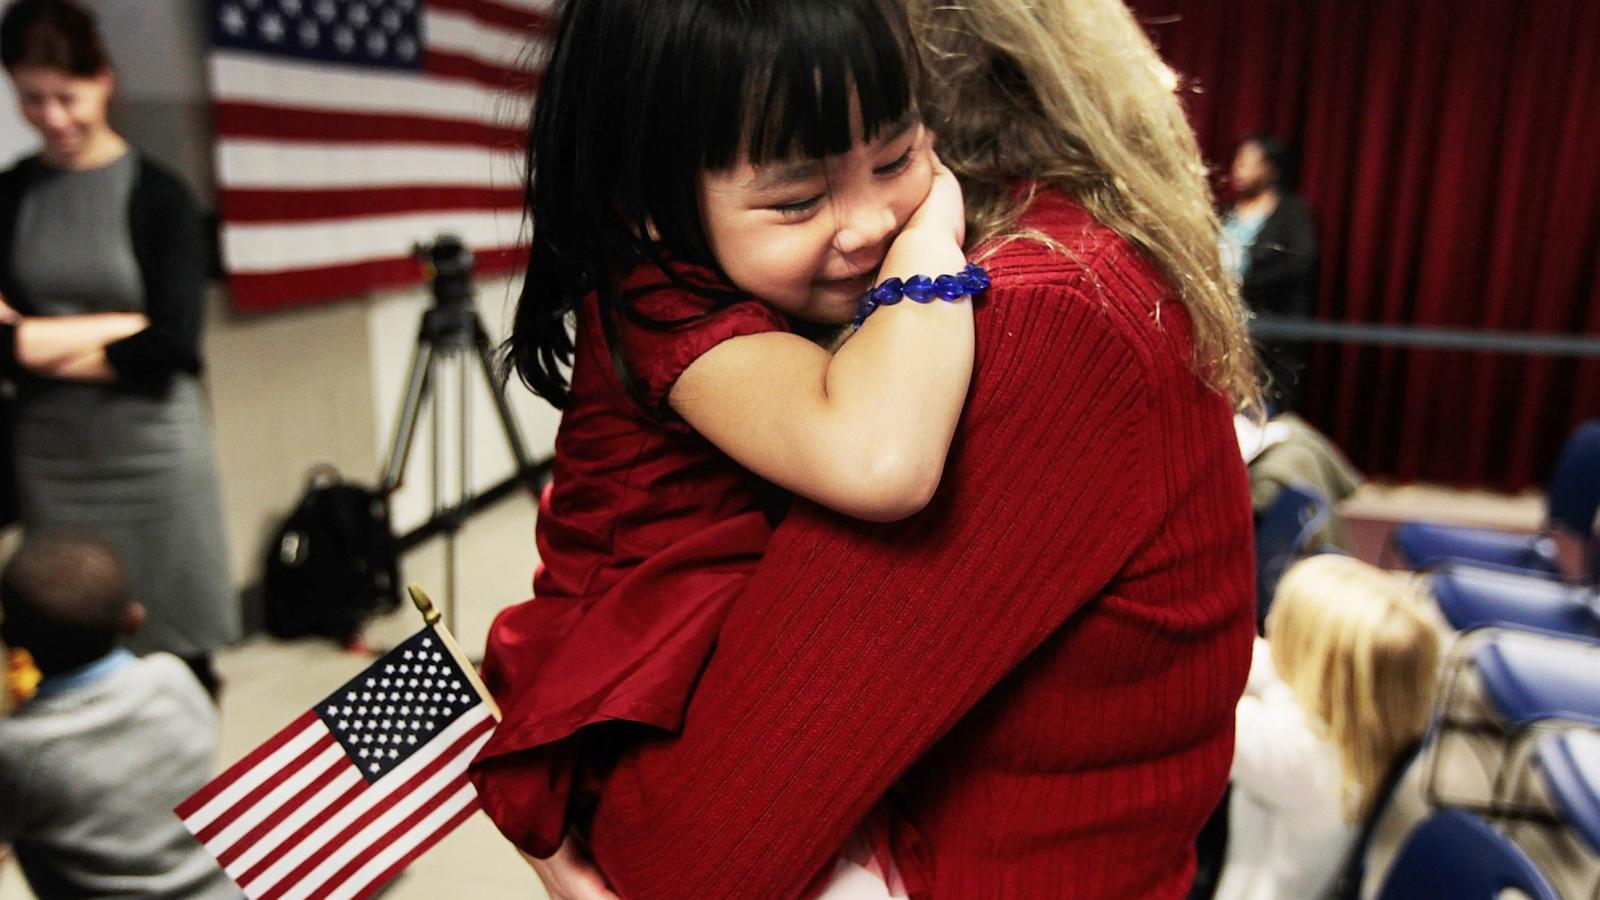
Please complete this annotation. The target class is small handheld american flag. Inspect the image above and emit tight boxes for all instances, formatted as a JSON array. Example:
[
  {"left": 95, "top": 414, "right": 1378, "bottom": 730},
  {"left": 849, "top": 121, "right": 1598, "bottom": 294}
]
[{"left": 177, "top": 588, "right": 500, "bottom": 900}]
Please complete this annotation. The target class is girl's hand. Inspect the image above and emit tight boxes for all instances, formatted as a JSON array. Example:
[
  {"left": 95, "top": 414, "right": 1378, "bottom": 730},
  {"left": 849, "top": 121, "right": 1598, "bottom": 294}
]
[
  {"left": 900, "top": 146, "right": 966, "bottom": 249},
  {"left": 521, "top": 840, "right": 619, "bottom": 900}
]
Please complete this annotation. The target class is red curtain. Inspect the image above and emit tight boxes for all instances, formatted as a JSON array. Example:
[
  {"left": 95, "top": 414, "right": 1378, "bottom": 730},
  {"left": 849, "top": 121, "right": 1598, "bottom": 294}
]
[{"left": 1131, "top": 0, "right": 1600, "bottom": 490}]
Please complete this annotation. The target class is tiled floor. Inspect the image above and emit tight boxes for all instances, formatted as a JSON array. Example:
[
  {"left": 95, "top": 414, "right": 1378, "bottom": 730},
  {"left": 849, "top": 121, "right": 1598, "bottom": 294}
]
[{"left": 0, "top": 481, "right": 1553, "bottom": 899}]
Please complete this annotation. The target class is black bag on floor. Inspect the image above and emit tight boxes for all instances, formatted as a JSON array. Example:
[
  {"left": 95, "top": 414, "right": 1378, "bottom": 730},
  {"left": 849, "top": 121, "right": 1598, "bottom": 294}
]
[{"left": 263, "top": 467, "right": 401, "bottom": 642}]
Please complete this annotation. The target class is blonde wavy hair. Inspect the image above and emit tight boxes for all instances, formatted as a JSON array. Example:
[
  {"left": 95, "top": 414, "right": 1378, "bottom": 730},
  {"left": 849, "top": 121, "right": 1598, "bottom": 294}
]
[
  {"left": 1266, "top": 555, "right": 1444, "bottom": 822},
  {"left": 905, "top": 0, "right": 1259, "bottom": 407}
]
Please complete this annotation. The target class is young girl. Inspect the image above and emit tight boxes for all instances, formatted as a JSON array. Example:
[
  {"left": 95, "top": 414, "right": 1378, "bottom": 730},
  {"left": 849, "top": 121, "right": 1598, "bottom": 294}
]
[
  {"left": 466, "top": 0, "right": 978, "bottom": 894},
  {"left": 1218, "top": 554, "right": 1443, "bottom": 900}
]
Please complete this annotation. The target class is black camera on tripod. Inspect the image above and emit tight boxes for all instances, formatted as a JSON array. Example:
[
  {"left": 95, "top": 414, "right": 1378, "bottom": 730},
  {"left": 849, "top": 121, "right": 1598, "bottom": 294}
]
[
  {"left": 413, "top": 234, "right": 478, "bottom": 346},
  {"left": 414, "top": 234, "right": 474, "bottom": 304}
]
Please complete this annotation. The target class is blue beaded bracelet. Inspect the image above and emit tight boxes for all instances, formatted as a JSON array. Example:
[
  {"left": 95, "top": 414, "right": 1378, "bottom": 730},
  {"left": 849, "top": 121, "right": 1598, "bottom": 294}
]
[{"left": 852, "top": 262, "right": 991, "bottom": 330}]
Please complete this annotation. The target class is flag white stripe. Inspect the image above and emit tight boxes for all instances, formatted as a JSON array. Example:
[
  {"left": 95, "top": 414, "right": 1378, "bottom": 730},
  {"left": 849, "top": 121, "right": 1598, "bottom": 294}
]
[
  {"left": 238, "top": 707, "right": 492, "bottom": 899},
  {"left": 223, "top": 210, "right": 523, "bottom": 272},
  {"left": 209, "top": 53, "right": 530, "bottom": 126},
  {"left": 323, "top": 784, "right": 479, "bottom": 900},
  {"left": 425, "top": 8, "right": 548, "bottom": 70},
  {"left": 205, "top": 744, "right": 347, "bottom": 858},
  {"left": 182, "top": 722, "right": 327, "bottom": 833},
  {"left": 288, "top": 733, "right": 486, "bottom": 896},
  {"left": 217, "top": 767, "right": 366, "bottom": 884},
  {"left": 217, "top": 143, "right": 522, "bottom": 191},
  {"left": 486, "top": 0, "right": 555, "bottom": 12},
  {"left": 269, "top": 727, "right": 491, "bottom": 900}
]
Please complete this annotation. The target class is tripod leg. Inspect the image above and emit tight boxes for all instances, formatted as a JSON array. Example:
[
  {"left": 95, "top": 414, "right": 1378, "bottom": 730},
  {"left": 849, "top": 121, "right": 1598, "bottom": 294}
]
[
  {"left": 472, "top": 324, "right": 538, "bottom": 482},
  {"left": 381, "top": 337, "right": 436, "bottom": 495}
]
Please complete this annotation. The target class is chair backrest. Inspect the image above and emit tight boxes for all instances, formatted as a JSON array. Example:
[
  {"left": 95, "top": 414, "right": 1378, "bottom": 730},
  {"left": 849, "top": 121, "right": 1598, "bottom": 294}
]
[
  {"left": 1376, "top": 809, "right": 1559, "bottom": 900},
  {"left": 1537, "top": 730, "right": 1600, "bottom": 856},
  {"left": 1547, "top": 420, "right": 1600, "bottom": 536},
  {"left": 1432, "top": 564, "right": 1600, "bottom": 640},
  {"left": 1254, "top": 483, "right": 1332, "bottom": 630},
  {"left": 1475, "top": 634, "right": 1600, "bottom": 730}
]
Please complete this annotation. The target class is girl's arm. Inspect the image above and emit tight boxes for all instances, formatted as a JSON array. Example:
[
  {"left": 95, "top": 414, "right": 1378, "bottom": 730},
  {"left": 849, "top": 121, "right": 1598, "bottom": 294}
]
[{"left": 668, "top": 161, "right": 972, "bottom": 523}]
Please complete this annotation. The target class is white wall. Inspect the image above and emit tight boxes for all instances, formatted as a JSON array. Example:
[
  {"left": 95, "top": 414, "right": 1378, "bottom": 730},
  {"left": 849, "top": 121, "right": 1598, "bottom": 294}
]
[{"left": 0, "top": 79, "right": 36, "bottom": 162}]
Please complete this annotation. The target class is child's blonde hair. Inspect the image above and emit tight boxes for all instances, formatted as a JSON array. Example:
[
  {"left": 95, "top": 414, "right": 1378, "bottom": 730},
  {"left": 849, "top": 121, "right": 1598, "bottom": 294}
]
[{"left": 1265, "top": 555, "right": 1443, "bottom": 822}]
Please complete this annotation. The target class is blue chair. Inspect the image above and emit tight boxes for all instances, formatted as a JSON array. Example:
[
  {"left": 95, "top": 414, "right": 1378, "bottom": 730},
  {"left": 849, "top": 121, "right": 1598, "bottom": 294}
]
[
  {"left": 1391, "top": 420, "right": 1600, "bottom": 579},
  {"left": 1474, "top": 633, "right": 1600, "bottom": 730},
  {"left": 1376, "top": 809, "right": 1559, "bottom": 900},
  {"left": 1432, "top": 563, "right": 1600, "bottom": 640},
  {"left": 1536, "top": 729, "right": 1600, "bottom": 856},
  {"left": 1254, "top": 483, "right": 1332, "bottom": 631}
]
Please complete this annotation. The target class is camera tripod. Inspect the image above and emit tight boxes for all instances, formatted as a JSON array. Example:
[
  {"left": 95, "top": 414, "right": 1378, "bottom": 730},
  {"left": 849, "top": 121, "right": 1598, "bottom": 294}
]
[{"left": 380, "top": 235, "right": 538, "bottom": 637}]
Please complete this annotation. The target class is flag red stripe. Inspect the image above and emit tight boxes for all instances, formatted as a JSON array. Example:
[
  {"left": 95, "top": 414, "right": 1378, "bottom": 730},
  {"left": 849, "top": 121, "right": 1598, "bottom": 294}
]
[
  {"left": 220, "top": 186, "right": 524, "bottom": 224},
  {"left": 214, "top": 751, "right": 352, "bottom": 870},
  {"left": 228, "top": 247, "right": 526, "bottom": 312},
  {"left": 336, "top": 794, "right": 481, "bottom": 900},
  {"left": 212, "top": 102, "right": 525, "bottom": 149},
  {"left": 312, "top": 782, "right": 480, "bottom": 899},
  {"left": 196, "top": 731, "right": 339, "bottom": 845},
  {"left": 429, "top": 0, "right": 554, "bottom": 35},
  {"left": 425, "top": 48, "right": 540, "bottom": 95},
  {"left": 176, "top": 712, "right": 320, "bottom": 819},
  {"left": 254, "top": 717, "right": 496, "bottom": 900},
  {"left": 231, "top": 777, "right": 368, "bottom": 891}
]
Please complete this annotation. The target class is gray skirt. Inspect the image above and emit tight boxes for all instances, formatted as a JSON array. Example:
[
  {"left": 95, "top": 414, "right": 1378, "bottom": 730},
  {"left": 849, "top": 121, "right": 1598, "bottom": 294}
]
[{"left": 15, "top": 374, "right": 239, "bottom": 656}]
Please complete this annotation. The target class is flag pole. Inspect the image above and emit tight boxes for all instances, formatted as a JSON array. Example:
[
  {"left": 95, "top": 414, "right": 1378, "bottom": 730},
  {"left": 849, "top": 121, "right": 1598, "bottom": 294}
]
[{"left": 408, "top": 584, "right": 502, "bottom": 721}]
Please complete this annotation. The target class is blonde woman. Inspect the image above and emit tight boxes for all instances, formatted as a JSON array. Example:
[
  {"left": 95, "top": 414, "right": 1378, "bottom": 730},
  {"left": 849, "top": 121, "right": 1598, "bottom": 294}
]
[
  {"left": 1218, "top": 555, "right": 1443, "bottom": 900},
  {"left": 531, "top": 0, "right": 1259, "bottom": 896}
]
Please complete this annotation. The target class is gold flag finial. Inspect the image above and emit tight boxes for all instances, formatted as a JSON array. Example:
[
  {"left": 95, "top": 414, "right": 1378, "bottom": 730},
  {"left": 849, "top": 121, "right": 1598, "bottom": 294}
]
[{"left": 408, "top": 585, "right": 442, "bottom": 626}]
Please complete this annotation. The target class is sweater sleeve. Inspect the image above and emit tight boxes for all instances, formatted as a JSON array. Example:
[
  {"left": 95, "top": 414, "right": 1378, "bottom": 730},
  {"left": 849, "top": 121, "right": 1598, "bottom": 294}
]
[
  {"left": 103, "top": 165, "right": 205, "bottom": 380},
  {"left": 586, "top": 274, "right": 1164, "bottom": 898}
]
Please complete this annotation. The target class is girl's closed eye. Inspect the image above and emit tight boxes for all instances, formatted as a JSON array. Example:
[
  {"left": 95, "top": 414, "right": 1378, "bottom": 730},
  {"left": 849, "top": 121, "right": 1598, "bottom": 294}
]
[
  {"left": 874, "top": 144, "right": 916, "bottom": 176},
  {"left": 772, "top": 195, "right": 822, "bottom": 219}
]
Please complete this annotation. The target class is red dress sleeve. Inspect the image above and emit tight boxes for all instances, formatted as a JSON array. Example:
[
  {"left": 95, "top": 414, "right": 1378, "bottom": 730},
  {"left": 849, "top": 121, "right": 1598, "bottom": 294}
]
[{"left": 612, "top": 276, "right": 786, "bottom": 408}]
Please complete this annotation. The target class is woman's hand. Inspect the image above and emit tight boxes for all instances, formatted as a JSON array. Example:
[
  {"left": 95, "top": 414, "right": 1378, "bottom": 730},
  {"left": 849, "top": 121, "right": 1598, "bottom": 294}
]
[{"left": 522, "top": 839, "right": 619, "bottom": 900}]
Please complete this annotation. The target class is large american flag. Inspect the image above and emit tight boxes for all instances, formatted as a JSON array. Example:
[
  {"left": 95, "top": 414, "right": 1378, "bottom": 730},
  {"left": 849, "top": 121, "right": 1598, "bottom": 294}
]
[
  {"left": 176, "top": 627, "right": 497, "bottom": 899},
  {"left": 208, "top": 0, "right": 548, "bottom": 311}
]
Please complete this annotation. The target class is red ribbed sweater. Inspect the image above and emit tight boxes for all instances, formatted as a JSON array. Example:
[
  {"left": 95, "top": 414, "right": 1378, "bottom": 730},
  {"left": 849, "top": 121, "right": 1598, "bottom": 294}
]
[{"left": 586, "top": 190, "right": 1256, "bottom": 898}]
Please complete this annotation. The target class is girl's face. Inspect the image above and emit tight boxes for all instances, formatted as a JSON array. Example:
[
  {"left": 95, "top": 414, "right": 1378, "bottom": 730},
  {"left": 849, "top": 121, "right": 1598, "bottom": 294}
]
[
  {"left": 697, "top": 114, "right": 933, "bottom": 325},
  {"left": 9, "top": 65, "right": 114, "bottom": 168}
]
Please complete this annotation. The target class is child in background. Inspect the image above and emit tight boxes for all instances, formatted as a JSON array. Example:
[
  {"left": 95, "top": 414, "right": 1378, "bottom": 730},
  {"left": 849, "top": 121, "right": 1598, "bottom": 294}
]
[
  {"left": 0, "top": 530, "right": 235, "bottom": 899},
  {"left": 468, "top": 0, "right": 977, "bottom": 894},
  {"left": 1216, "top": 554, "right": 1443, "bottom": 900}
]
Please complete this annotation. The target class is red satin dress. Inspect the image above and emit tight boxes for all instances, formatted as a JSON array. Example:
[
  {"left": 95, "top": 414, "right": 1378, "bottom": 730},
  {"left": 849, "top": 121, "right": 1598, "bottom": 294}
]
[{"left": 468, "top": 263, "right": 787, "bottom": 858}]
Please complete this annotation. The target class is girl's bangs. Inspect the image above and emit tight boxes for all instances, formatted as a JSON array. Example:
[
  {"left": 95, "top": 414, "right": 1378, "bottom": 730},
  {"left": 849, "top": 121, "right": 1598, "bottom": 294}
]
[{"left": 698, "top": 0, "right": 919, "bottom": 170}]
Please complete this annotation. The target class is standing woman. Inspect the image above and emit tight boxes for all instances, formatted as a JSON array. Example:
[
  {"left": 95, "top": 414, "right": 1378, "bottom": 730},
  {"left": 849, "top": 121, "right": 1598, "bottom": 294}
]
[{"left": 0, "top": 0, "right": 236, "bottom": 694}]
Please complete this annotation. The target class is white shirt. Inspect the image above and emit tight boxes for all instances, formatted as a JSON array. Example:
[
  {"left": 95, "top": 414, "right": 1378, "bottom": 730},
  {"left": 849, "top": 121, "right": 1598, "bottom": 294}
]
[{"left": 1215, "top": 639, "right": 1357, "bottom": 900}]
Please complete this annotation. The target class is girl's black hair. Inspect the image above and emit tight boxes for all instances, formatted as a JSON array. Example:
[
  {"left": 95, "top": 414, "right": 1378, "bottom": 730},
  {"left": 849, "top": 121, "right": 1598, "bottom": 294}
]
[{"left": 508, "top": 0, "right": 921, "bottom": 409}]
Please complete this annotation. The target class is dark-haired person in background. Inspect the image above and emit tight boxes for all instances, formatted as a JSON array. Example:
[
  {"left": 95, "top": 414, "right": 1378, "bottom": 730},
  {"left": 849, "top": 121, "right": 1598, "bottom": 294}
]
[
  {"left": 0, "top": 0, "right": 237, "bottom": 694},
  {"left": 1222, "top": 133, "right": 1317, "bottom": 412},
  {"left": 0, "top": 530, "right": 233, "bottom": 899}
]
